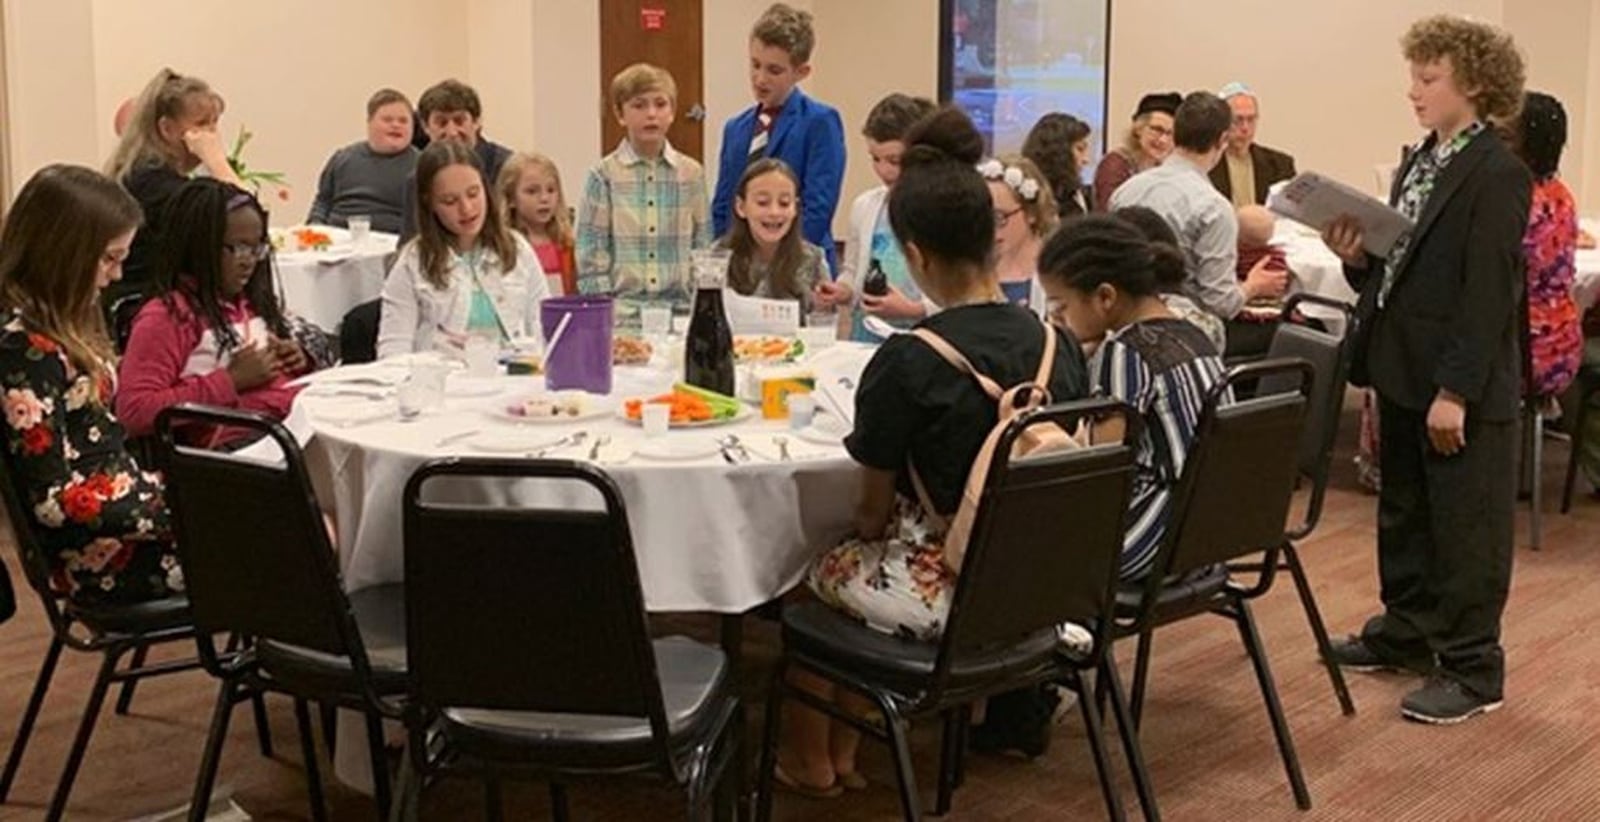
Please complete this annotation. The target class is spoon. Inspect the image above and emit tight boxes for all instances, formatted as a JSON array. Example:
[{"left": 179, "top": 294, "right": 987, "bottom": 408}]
[
  {"left": 588, "top": 434, "right": 611, "bottom": 461},
  {"left": 773, "top": 435, "right": 791, "bottom": 462}
]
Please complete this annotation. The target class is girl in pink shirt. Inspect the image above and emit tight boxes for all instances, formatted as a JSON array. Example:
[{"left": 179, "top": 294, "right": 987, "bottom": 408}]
[{"left": 117, "top": 180, "right": 316, "bottom": 447}]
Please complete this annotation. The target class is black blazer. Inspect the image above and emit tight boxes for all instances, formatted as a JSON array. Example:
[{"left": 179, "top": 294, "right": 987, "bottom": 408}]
[
  {"left": 1208, "top": 143, "right": 1296, "bottom": 204},
  {"left": 1345, "top": 128, "right": 1532, "bottom": 422}
]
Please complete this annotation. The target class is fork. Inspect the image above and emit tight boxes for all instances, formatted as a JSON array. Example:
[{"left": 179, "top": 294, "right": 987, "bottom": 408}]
[
  {"left": 531, "top": 430, "right": 588, "bottom": 458},
  {"left": 773, "top": 435, "right": 792, "bottom": 462},
  {"left": 588, "top": 434, "right": 611, "bottom": 461}
]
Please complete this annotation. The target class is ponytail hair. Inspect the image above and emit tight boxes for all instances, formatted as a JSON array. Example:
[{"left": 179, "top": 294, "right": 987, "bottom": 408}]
[
  {"left": 887, "top": 106, "right": 993, "bottom": 268},
  {"left": 1038, "top": 213, "right": 1184, "bottom": 299},
  {"left": 104, "top": 68, "right": 223, "bottom": 182}
]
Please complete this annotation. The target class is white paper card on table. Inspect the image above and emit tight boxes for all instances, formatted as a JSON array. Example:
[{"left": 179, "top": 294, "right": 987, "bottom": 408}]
[
  {"left": 722, "top": 288, "right": 800, "bottom": 336},
  {"left": 1266, "top": 172, "right": 1414, "bottom": 257}
]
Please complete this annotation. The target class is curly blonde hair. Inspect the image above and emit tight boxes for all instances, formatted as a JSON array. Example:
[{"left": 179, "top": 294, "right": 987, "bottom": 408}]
[{"left": 1401, "top": 15, "right": 1525, "bottom": 122}]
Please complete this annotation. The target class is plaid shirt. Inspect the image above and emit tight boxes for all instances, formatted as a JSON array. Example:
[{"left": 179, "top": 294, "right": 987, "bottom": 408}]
[{"left": 575, "top": 139, "right": 711, "bottom": 320}]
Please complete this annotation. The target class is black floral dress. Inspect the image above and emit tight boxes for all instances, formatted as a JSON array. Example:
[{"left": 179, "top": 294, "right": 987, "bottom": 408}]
[{"left": 0, "top": 310, "right": 180, "bottom": 605}]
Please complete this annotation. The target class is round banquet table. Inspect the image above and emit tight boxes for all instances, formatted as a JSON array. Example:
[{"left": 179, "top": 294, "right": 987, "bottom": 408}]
[
  {"left": 1273, "top": 219, "right": 1359, "bottom": 335},
  {"left": 273, "top": 226, "right": 398, "bottom": 332},
  {"left": 280, "top": 345, "right": 871, "bottom": 790}
]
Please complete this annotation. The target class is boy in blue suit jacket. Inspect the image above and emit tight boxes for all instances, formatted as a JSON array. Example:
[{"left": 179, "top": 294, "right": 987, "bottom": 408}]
[{"left": 711, "top": 3, "right": 845, "bottom": 276}]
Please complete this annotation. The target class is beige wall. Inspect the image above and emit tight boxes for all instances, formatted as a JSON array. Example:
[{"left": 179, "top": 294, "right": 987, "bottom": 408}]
[
  {"left": 5, "top": 0, "right": 1599, "bottom": 224},
  {"left": 809, "top": 0, "right": 940, "bottom": 240}
]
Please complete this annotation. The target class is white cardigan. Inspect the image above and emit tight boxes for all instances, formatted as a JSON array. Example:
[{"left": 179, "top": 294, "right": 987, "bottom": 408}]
[
  {"left": 838, "top": 185, "right": 940, "bottom": 317},
  {"left": 377, "top": 233, "right": 550, "bottom": 359}
]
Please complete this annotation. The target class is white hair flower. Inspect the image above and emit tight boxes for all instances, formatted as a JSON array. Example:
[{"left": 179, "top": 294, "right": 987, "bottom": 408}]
[
  {"left": 977, "top": 159, "right": 1004, "bottom": 179},
  {"left": 1018, "top": 178, "right": 1041, "bottom": 201},
  {"left": 1003, "top": 166, "right": 1025, "bottom": 188}
]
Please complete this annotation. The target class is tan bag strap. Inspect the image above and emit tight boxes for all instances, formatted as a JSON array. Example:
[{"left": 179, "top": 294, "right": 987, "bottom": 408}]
[{"left": 910, "top": 328, "right": 1004, "bottom": 399}]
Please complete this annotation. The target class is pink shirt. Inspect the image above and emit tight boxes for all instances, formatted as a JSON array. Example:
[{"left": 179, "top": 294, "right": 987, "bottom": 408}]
[{"left": 115, "top": 291, "right": 305, "bottom": 445}]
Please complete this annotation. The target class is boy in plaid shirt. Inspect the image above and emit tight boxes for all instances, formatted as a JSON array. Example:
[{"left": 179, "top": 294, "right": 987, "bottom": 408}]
[{"left": 576, "top": 63, "right": 711, "bottom": 323}]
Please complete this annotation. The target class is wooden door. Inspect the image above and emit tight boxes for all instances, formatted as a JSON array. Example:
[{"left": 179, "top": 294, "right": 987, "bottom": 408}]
[{"left": 599, "top": 0, "right": 706, "bottom": 162}]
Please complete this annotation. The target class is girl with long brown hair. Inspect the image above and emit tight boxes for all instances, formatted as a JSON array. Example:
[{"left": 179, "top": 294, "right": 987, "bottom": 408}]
[
  {"left": 717, "top": 158, "right": 827, "bottom": 313},
  {"left": 377, "top": 141, "right": 550, "bottom": 358},
  {"left": 0, "top": 165, "right": 181, "bottom": 604}
]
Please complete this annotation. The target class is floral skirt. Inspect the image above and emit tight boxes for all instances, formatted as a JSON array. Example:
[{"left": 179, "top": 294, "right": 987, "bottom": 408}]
[{"left": 807, "top": 496, "right": 956, "bottom": 642}]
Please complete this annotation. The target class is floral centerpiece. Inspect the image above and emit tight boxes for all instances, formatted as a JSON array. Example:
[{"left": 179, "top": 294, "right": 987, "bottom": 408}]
[{"left": 224, "top": 125, "right": 289, "bottom": 203}]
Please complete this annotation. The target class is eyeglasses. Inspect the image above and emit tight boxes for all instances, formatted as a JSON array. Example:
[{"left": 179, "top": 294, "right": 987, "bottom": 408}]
[
  {"left": 222, "top": 242, "right": 272, "bottom": 260},
  {"left": 994, "top": 207, "right": 1023, "bottom": 227}
]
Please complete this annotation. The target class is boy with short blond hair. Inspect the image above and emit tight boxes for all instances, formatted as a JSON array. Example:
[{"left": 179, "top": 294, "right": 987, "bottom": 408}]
[
  {"left": 712, "top": 2, "right": 845, "bottom": 275},
  {"left": 576, "top": 63, "right": 711, "bottom": 322}
]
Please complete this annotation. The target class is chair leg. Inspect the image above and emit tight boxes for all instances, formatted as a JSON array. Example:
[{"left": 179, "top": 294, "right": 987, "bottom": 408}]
[
  {"left": 388, "top": 740, "right": 421, "bottom": 822},
  {"left": 114, "top": 643, "right": 150, "bottom": 715},
  {"left": 43, "top": 648, "right": 119, "bottom": 822},
  {"left": 1234, "top": 599, "right": 1312, "bottom": 810},
  {"left": 1102, "top": 659, "right": 1160, "bottom": 822},
  {"left": 1130, "top": 627, "right": 1156, "bottom": 730},
  {"left": 1076, "top": 674, "right": 1127, "bottom": 822},
  {"left": 0, "top": 635, "right": 63, "bottom": 802},
  {"left": 754, "top": 660, "right": 787, "bottom": 822},
  {"left": 1562, "top": 387, "right": 1591, "bottom": 514},
  {"left": 484, "top": 777, "right": 505, "bottom": 822},
  {"left": 250, "top": 690, "right": 274, "bottom": 758},
  {"left": 365, "top": 710, "right": 394, "bottom": 818},
  {"left": 953, "top": 704, "right": 971, "bottom": 789},
  {"left": 1531, "top": 406, "right": 1544, "bottom": 550},
  {"left": 873, "top": 695, "right": 921, "bottom": 822},
  {"left": 934, "top": 708, "right": 962, "bottom": 816},
  {"left": 293, "top": 699, "right": 330, "bottom": 822},
  {"left": 549, "top": 781, "right": 571, "bottom": 822},
  {"left": 187, "top": 680, "right": 238, "bottom": 822},
  {"left": 321, "top": 703, "right": 339, "bottom": 759},
  {"left": 1282, "top": 543, "right": 1356, "bottom": 716}
]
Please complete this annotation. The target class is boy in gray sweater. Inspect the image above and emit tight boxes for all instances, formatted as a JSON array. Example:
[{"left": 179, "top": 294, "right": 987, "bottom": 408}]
[{"left": 307, "top": 88, "right": 418, "bottom": 235}]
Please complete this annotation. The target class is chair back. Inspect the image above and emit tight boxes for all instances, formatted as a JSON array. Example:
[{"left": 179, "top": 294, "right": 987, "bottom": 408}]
[
  {"left": 1155, "top": 358, "right": 1311, "bottom": 583},
  {"left": 1261, "top": 295, "right": 1354, "bottom": 537},
  {"left": 934, "top": 399, "right": 1139, "bottom": 687},
  {"left": 402, "top": 459, "right": 673, "bottom": 761},
  {"left": 154, "top": 405, "right": 370, "bottom": 680},
  {"left": 0, "top": 457, "right": 77, "bottom": 637},
  {"left": 107, "top": 290, "right": 147, "bottom": 354}
]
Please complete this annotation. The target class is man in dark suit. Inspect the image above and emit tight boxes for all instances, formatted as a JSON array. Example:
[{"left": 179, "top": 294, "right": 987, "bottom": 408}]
[
  {"left": 1321, "top": 16, "right": 1531, "bottom": 725},
  {"left": 1209, "top": 82, "right": 1296, "bottom": 206}
]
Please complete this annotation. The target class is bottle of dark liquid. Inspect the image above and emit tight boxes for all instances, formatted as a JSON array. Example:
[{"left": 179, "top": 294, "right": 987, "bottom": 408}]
[
  {"left": 861, "top": 257, "right": 889, "bottom": 297},
  {"left": 685, "top": 276, "right": 735, "bottom": 396}
]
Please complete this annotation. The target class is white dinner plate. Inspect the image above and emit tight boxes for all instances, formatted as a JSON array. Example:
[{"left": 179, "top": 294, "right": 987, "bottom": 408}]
[
  {"left": 634, "top": 438, "right": 723, "bottom": 462},
  {"left": 795, "top": 416, "right": 850, "bottom": 446},
  {"left": 460, "top": 430, "right": 568, "bottom": 454}
]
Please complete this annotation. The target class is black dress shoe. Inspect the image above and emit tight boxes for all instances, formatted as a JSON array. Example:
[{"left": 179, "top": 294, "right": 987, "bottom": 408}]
[
  {"left": 1400, "top": 675, "right": 1503, "bottom": 725},
  {"left": 1323, "top": 636, "right": 1432, "bottom": 675}
]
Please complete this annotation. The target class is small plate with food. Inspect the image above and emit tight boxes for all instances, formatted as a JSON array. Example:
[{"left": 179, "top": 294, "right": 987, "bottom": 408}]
[
  {"left": 620, "top": 383, "right": 750, "bottom": 428},
  {"left": 489, "top": 392, "right": 609, "bottom": 425},
  {"left": 734, "top": 335, "right": 804, "bottom": 364},
  {"left": 613, "top": 335, "right": 654, "bottom": 366}
]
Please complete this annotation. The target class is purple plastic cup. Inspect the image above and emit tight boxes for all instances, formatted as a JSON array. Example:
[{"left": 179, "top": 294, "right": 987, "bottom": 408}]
[{"left": 540, "top": 296, "right": 614, "bottom": 394}]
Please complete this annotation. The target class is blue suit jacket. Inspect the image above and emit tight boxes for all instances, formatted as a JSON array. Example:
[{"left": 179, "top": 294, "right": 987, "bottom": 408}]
[{"left": 711, "top": 89, "right": 846, "bottom": 276}]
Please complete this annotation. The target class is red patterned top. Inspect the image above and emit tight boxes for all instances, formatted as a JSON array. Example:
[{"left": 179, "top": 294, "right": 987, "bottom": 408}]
[{"left": 1522, "top": 177, "right": 1582, "bottom": 397}]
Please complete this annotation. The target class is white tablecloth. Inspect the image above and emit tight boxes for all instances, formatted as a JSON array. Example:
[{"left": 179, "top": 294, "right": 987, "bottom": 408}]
[
  {"left": 1574, "top": 218, "right": 1600, "bottom": 311},
  {"left": 297, "top": 346, "right": 874, "bottom": 612},
  {"left": 1273, "top": 219, "right": 1359, "bottom": 336},
  {"left": 1276, "top": 217, "right": 1600, "bottom": 324},
  {"left": 274, "top": 229, "right": 397, "bottom": 332}
]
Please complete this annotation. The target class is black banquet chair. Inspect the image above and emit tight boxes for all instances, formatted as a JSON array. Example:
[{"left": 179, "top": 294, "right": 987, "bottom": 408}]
[
  {"left": 154, "top": 404, "right": 406, "bottom": 822},
  {"left": 757, "top": 398, "right": 1157, "bottom": 822},
  {"left": 0, "top": 457, "right": 270, "bottom": 821},
  {"left": 393, "top": 458, "right": 743, "bottom": 821},
  {"left": 1113, "top": 357, "right": 1316, "bottom": 811}
]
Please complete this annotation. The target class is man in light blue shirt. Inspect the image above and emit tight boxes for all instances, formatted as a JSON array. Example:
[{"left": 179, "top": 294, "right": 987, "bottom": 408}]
[{"left": 1110, "top": 92, "right": 1287, "bottom": 331}]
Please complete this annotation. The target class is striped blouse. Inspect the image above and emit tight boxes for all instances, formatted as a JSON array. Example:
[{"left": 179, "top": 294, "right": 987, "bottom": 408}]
[{"left": 1091, "top": 317, "right": 1227, "bottom": 579}]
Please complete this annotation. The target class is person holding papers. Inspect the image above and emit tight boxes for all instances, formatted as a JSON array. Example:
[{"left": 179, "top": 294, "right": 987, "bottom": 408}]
[{"left": 1320, "top": 15, "right": 1530, "bottom": 725}]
